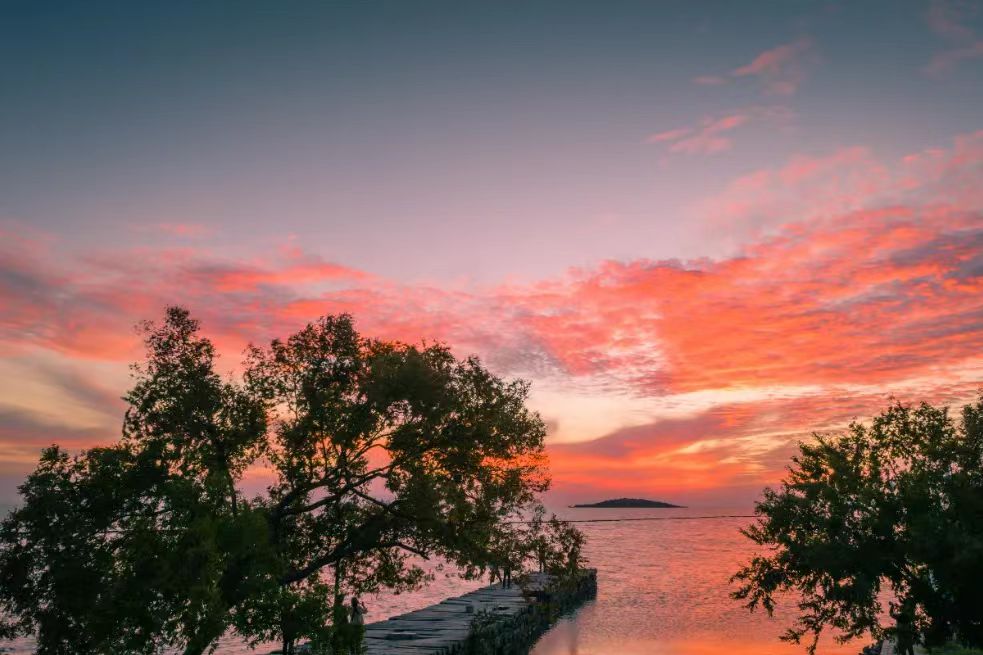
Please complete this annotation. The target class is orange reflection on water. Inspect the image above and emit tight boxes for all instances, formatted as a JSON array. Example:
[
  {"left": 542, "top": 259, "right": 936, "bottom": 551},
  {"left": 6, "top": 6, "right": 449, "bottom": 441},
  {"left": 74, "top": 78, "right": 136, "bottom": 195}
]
[{"left": 528, "top": 507, "right": 862, "bottom": 655}]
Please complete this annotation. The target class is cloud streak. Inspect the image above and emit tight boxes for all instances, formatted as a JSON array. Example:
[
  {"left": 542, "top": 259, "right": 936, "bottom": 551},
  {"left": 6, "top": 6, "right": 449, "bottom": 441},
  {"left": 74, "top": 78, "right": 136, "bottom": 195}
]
[
  {"left": 645, "top": 106, "right": 793, "bottom": 157},
  {"left": 694, "top": 37, "right": 817, "bottom": 96},
  {"left": 732, "top": 37, "right": 816, "bottom": 95},
  {"left": 646, "top": 114, "right": 750, "bottom": 155}
]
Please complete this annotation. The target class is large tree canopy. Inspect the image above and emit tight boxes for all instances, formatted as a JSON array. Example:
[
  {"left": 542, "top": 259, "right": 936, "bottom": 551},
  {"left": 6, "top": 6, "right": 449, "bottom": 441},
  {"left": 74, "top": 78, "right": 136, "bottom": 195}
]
[
  {"left": 0, "top": 308, "right": 578, "bottom": 655},
  {"left": 732, "top": 397, "right": 983, "bottom": 653}
]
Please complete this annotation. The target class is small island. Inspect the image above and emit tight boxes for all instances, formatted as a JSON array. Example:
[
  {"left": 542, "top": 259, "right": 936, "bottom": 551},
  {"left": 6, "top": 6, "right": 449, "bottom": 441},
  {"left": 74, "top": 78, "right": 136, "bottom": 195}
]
[{"left": 570, "top": 497, "right": 684, "bottom": 508}]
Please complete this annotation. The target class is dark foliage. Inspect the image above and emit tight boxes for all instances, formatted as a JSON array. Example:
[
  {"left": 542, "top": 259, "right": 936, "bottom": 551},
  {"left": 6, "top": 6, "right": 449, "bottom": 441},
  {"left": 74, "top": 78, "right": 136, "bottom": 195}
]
[
  {"left": 0, "top": 307, "right": 583, "bottom": 655},
  {"left": 732, "top": 397, "right": 983, "bottom": 653}
]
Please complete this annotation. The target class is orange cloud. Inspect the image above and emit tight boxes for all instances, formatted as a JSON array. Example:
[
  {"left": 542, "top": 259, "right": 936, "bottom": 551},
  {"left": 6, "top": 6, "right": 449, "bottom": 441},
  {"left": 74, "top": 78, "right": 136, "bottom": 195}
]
[
  {"left": 543, "top": 381, "right": 979, "bottom": 504},
  {"left": 0, "top": 132, "right": 980, "bottom": 504},
  {"left": 198, "top": 259, "right": 368, "bottom": 293},
  {"left": 527, "top": 205, "right": 981, "bottom": 393}
]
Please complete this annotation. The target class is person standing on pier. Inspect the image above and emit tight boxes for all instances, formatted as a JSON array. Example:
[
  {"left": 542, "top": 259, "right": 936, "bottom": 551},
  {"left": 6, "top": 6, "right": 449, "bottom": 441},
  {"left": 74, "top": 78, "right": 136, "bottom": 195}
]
[
  {"left": 890, "top": 598, "right": 917, "bottom": 655},
  {"left": 331, "top": 594, "right": 350, "bottom": 655},
  {"left": 502, "top": 562, "right": 513, "bottom": 589},
  {"left": 349, "top": 596, "right": 367, "bottom": 654}
]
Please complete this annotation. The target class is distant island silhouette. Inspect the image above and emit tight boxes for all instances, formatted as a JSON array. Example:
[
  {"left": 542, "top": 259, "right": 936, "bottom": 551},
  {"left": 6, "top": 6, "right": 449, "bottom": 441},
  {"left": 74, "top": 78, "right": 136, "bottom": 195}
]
[{"left": 570, "top": 497, "right": 684, "bottom": 508}]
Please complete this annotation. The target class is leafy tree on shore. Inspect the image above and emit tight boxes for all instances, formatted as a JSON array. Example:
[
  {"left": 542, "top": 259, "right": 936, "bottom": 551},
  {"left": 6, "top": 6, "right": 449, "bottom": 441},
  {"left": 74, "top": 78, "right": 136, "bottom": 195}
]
[
  {"left": 526, "top": 507, "right": 588, "bottom": 575},
  {"left": 237, "top": 315, "right": 553, "bottom": 653},
  {"left": 0, "top": 308, "right": 583, "bottom": 655},
  {"left": 732, "top": 397, "right": 983, "bottom": 653},
  {"left": 0, "top": 308, "right": 273, "bottom": 654}
]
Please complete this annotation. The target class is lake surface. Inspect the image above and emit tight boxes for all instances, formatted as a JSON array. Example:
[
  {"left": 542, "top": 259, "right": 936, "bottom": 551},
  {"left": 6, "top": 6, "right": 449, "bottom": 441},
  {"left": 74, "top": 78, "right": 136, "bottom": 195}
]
[
  {"left": 0, "top": 507, "right": 865, "bottom": 655},
  {"left": 528, "top": 506, "right": 860, "bottom": 655}
]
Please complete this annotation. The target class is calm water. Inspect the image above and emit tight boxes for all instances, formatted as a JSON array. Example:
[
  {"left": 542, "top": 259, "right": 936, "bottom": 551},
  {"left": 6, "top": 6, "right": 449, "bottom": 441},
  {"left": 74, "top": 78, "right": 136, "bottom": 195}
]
[
  {"left": 0, "top": 507, "right": 864, "bottom": 655},
  {"left": 529, "top": 506, "right": 860, "bottom": 655}
]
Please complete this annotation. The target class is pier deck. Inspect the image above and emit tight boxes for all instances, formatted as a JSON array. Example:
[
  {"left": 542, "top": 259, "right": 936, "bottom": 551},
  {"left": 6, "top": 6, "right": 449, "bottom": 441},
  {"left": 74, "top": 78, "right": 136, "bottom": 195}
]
[
  {"left": 363, "top": 573, "right": 551, "bottom": 655},
  {"left": 357, "top": 570, "right": 599, "bottom": 655}
]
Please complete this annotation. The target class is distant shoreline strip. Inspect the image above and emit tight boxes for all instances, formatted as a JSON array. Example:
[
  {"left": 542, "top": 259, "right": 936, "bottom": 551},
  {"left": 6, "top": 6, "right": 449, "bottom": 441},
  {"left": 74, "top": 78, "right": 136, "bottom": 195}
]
[{"left": 509, "top": 514, "right": 756, "bottom": 524}]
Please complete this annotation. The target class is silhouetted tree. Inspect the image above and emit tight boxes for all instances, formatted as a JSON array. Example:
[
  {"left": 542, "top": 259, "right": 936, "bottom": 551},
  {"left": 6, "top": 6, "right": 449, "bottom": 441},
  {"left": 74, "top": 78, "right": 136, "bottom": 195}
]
[
  {"left": 732, "top": 397, "right": 983, "bottom": 653},
  {"left": 526, "top": 507, "right": 587, "bottom": 575},
  {"left": 235, "top": 314, "right": 557, "bottom": 652},
  {"left": 0, "top": 308, "right": 583, "bottom": 655},
  {"left": 0, "top": 308, "right": 273, "bottom": 654}
]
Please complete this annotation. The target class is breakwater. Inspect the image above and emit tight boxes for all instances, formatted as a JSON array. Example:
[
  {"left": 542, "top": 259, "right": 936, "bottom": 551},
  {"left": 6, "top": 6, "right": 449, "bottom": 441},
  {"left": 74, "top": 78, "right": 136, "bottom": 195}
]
[{"left": 360, "top": 569, "right": 597, "bottom": 655}]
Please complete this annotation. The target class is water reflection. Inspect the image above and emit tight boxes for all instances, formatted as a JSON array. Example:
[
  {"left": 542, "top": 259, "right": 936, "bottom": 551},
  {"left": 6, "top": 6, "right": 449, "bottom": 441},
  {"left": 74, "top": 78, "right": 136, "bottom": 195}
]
[
  {"left": 0, "top": 507, "right": 864, "bottom": 655},
  {"left": 528, "top": 507, "right": 860, "bottom": 655}
]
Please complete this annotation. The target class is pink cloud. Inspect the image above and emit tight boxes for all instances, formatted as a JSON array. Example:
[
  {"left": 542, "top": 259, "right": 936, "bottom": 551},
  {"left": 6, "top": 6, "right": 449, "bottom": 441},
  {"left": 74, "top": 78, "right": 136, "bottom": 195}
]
[
  {"left": 130, "top": 222, "right": 214, "bottom": 238},
  {"left": 731, "top": 37, "right": 816, "bottom": 95},
  {"left": 692, "top": 75, "right": 726, "bottom": 86},
  {"left": 646, "top": 127, "right": 693, "bottom": 143},
  {"left": 157, "top": 222, "right": 212, "bottom": 238},
  {"left": 199, "top": 258, "right": 369, "bottom": 293},
  {"left": 924, "top": 0, "right": 983, "bottom": 74},
  {"left": 925, "top": 38, "right": 983, "bottom": 76},
  {"left": 697, "top": 130, "right": 983, "bottom": 243},
  {"left": 646, "top": 113, "right": 750, "bottom": 155},
  {"left": 0, "top": 239, "right": 373, "bottom": 361},
  {"left": 646, "top": 106, "right": 793, "bottom": 157}
]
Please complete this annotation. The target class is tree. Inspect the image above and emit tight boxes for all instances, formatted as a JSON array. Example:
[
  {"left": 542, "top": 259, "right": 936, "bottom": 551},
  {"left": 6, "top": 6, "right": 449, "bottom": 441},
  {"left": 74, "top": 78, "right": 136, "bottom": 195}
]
[
  {"left": 526, "top": 507, "right": 588, "bottom": 575},
  {"left": 0, "top": 308, "right": 581, "bottom": 654},
  {"left": 732, "top": 396, "right": 983, "bottom": 653},
  {"left": 0, "top": 308, "right": 273, "bottom": 654},
  {"left": 236, "top": 315, "right": 555, "bottom": 652}
]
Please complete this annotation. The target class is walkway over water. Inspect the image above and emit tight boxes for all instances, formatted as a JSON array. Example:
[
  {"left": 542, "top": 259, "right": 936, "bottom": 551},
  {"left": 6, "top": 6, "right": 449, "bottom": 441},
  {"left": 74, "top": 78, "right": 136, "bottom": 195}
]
[
  {"left": 356, "top": 571, "right": 601, "bottom": 655},
  {"left": 362, "top": 573, "right": 550, "bottom": 655}
]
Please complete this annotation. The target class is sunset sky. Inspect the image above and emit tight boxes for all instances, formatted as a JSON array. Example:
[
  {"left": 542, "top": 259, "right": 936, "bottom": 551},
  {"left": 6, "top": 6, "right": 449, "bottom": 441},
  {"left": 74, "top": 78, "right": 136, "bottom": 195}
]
[{"left": 1, "top": 0, "right": 981, "bottom": 506}]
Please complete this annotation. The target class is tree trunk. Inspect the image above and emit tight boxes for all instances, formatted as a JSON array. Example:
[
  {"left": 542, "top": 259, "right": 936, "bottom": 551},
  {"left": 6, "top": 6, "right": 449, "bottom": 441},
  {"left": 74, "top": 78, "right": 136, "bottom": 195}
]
[
  {"left": 181, "top": 618, "right": 228, "bottom": 655},
  {"left": 281, "top": 610, "right": 296, "bottom": 655},
  {"left": 227, "top": 468, "right": 239, "bottom": 516}
]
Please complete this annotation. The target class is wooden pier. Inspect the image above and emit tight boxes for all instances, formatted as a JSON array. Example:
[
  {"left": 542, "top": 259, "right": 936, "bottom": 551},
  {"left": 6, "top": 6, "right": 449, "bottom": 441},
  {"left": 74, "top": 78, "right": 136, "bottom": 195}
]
[{"left": 359, "top": 570, "right": 597, "bottom": 655}]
